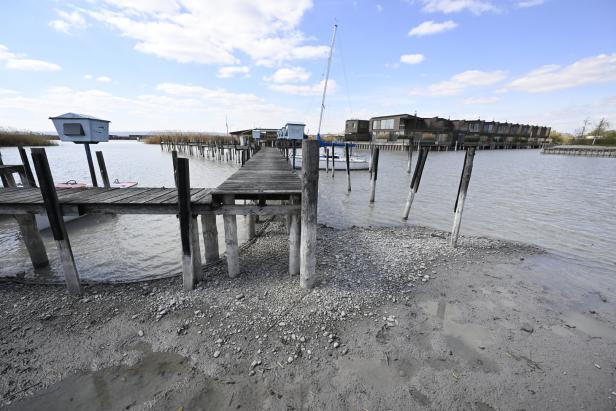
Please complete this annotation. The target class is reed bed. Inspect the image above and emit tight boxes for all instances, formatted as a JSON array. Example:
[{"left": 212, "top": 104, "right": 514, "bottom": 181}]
[{"left": 0, "top": 129, "right": 57, "bottom": 147}]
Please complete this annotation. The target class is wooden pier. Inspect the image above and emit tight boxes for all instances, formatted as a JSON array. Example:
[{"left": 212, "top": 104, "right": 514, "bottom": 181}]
[{"left": 0, "top": 143, "right": 318, "bottom": 295}]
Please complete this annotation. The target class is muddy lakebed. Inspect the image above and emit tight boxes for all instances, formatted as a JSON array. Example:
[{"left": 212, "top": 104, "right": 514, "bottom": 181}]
[{"left": 1, "top": 222, "right": 615, "bottom": 410}]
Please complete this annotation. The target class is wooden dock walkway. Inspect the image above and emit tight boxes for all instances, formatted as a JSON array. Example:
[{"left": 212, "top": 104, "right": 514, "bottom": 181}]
[
  {"left": 542, "top": 145, "right": 616, "bottom": 157},
  {"left": 1, "top": 142, "right": 319, "bottom": 296}
]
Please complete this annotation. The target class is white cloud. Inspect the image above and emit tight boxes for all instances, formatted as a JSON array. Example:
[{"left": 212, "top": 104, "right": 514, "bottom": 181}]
[
  {"left": 421, "top": 0, "right": 497, "bottom": 14},
  {"left": 501, "top": 54, "right": 616, "bottom": 93},
  {"left": 265, "top": 67, "right": 311, "bottom": 83},
  {"left": 376, "top": 4, "right": 383, "bottom": 12},
  {"left": 518, "top": 0, "right": 545, "bottom": 7},
  {"left": 96, "top": 76, "right": 112, "bottom": 83},
  {"left": 0, "top": 84, "right": 293, "bottom": 131},
  {"left": 400, "top": 54, "right": 425, "bottom": 64},
  {"left": 0, "top": 44, "right": 61, "bottom": 71},
  {"left": 217, "top": 66, "right": 250, "bottom": 78},
  {"left": 0, "top": 88, "right": 21, "bottom": 95},
  {"left": 84, "top": 74, "right": 93, "bottom": 80},
  {"left": 408, "top": 20, "right": 458, "bottom": 36},
  {"left": 410, "top": 70, "right": 507, "bottom": 96},
  {"left": 49, "top": 10, "right": 87, "bottom": 34},
  {"left": 270, "top": 79, "right": 336, "bottom": 96},
  {"left": 462, "top": 96, "right": 500, "bottom": 104},
  {"left": 81, "top": 0, "right": 328, "bottom": 66}
]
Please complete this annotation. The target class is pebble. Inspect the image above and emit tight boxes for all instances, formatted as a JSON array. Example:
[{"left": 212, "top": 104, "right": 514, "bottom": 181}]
[
  {"left": 594, "top": 363, "right": 601, "bottom": 369},
  {"left": 333, "top": 342, "right": 340, "bottom": 348},
  {"left": 137, "top": 330, "right": 144, "bottom": 337},
  {"left": 520, "top": 323, "right": 534, "bottom": 333},
  {"left": 287, "top": 356, "right": 294, "bottom": 364},
  {"left": 213, "top": 351, "right": 221, "bottom": 358},
  {"left": 236, "top": 294, "right": 245, "bottom": 300}
]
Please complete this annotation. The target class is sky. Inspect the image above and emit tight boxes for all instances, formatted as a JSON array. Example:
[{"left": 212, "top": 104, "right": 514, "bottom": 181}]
[{"left": 0, "top": 0, "right": 615, "bottom": 134}]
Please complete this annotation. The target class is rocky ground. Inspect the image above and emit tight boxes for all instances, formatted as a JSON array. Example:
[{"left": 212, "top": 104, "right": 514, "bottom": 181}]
[{"left": 1, "top": 220, "right": 615, "bottom": 410}]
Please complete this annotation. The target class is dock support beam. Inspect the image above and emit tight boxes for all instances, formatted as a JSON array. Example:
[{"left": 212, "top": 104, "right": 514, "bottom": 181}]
[
  {"left": 300, "top": 140, "right": 319, "bottom": 288},
  {"left": 201, "top": 214, "right": 219, "bottom": 264},
  {"left": 223, "top": 194, "right": 240, "bottom": 278},
  {"left": 84, "top": 143, "right": 98, "bottom": 187},
  {"left": 451, "top": 147, "right": 476, "bottom": 247},
  {"left": 345, "top": 143, "right": 351, "bottom": 192},
  {"left": 247, "top": 201, "right": 256, "bottom": 239},
  {"left": 31, "top": 148, "right": 82, "bottom": 296},
  {"left": 288, "top": 194, "right": 301, "bottom": 276},
  {"left": 177, "top": 157, "right": 202, "bottom": 289}
]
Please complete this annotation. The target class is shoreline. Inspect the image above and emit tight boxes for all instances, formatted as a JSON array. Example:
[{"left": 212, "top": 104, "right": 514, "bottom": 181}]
[{"left": 1, "top": 221, "right": 615, "bottom": 409}]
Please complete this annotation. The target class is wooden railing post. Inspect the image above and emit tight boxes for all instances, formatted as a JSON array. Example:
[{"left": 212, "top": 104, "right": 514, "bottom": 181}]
[
  {"left": 300, "top": 139, "right": 319, "bottom": 288},
  {"left": 451, "top": 147, "right": 476, "bottom": 247},
  {"left": 95, "top": 151, "right": 111, "bottom": 188},
  {"left": 171, "top": 150, "right": 178, "bottom": 187},
  {"left": 31, "top": 148, "right": 82, "bottom": 296},
  {"left": 18, "top": 146, "right": 36, "bottom": 187},
  {"left": 84, "top": 143, "right": 98, "bottom": 187},
  {"left": 176, "top": 157, "right": 202, "bottom": 289}
]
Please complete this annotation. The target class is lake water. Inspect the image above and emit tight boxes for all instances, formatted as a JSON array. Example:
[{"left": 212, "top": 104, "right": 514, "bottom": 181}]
[{"left": 1, "top": 141, "right": 614, "bottom": 282}]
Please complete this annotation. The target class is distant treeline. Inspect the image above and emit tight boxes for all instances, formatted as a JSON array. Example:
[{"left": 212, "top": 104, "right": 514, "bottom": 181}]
[
  {"left": 142, "top": 132, "right": 238, "bottom": 145},
  {"left": 0, "top": 128, "right": 57, "bottom": 147},
  {"left": 551, "top": 118, "right": 616, "bottom": 146}
]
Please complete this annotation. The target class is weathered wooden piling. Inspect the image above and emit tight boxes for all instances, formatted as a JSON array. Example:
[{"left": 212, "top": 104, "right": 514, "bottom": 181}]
[
  {"left": 345, "top": 143, "right": 351, "bottom": 192},
  {"left": 176, "top": 157, "right": 202, "bottom": 289},
  {"left": 0, "top": 153, "right": 49, "bottom": 269},
  {"left": 325, "top": 147, "right": 330, "bottom": 173},
  {"left": 83, "top": 143, "right": 98, "bottom": 187},
  {"left": 18, "top": 146, "right": 36, "bottom": 187},
  {"left": 95, "top": 151, "right": 111, "bottom": 188},
  {"left": 201, "top": 214, "right": 219, "bottom": 264},
  {"left": 288, "top": 194, "right": 301, "bottom": 276},
  {"left": 451, "top": 147, "right": 476, "bottom": 247},
  {"left": 369, "top": 147, "right": 380, "bottom": 203},
  {"left": 406, "top": 141, "right": 413, "bottom": 174},
  {"left": 300, "top": 140, "right": 319, "bottom": 288},
  {"left": 31, "top": 148, "right": 82, "bottom": 296},
  {"left": 247, "top": 200, "right": 256, "bottom": 239},
  {"left": 223, "top": 194, "right": 240, "bottom": 277},
  {"left": 402, "top": 147, "right": 429, "bottom": 220},
  {"left": 171, "top": 150, "right": 178, "bottom": 187},
  {"left": 331, "top": 146, "right": 335, "bottom": 178}
]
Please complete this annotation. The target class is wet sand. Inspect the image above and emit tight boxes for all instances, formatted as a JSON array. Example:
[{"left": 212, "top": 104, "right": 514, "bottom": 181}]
[{"left": 1, "top": 221, "right": 615, "bottom": 410}]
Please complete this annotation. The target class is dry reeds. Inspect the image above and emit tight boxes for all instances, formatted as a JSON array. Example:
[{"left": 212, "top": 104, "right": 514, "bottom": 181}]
[
  {"left": 142, "top": 132, "right": 238, "bottom": 145},
  {"left": 0, "top": 128, "right": 57, "bottom": 147}
]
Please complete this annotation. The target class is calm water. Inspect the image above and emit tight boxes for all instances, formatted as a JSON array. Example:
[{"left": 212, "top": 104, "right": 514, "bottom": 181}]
[{"left": 1, "top": 142, "right": 615, "bottom": 282}]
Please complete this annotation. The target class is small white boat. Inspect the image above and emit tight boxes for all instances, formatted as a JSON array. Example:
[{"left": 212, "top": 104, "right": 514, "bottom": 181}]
[{"left": 36, "top": 179, "right": 137, "bottom": 231}]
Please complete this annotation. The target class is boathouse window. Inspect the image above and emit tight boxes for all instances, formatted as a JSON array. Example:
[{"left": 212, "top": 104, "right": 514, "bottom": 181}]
[
  {"left": 373, "top": 120, "right": 381, "bottom": 130},
  {"left": 381, "top": 119, "right": 394, "bottom": 129},
  {"left": 63, "top": 123, "right": 85, "bottom": 136}
]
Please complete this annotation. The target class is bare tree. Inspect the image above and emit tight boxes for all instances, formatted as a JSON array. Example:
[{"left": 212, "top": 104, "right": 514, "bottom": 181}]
[{"left": 590, "top": 118, "right": 610, "bottom": 145}]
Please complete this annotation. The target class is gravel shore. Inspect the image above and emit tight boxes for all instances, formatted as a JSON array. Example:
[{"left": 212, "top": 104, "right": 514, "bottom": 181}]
[{"left": 1, "top": 220, "right": 615, "bottom": 410}]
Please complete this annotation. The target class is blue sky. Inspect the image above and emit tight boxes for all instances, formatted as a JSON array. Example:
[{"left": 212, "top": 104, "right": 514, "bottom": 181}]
[{"left": 1, "top": 0, "right": 615, "bottom": 133}]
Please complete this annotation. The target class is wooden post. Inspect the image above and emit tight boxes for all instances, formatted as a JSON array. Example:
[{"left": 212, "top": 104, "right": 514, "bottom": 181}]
[
  {"left": 325, "top": 147, "right": 329, "bottom": 173},
  {"left": 95, "top": 151, "right": 111, "bottom": 188},
  {"left": 247, "top": 201, "right": 256, "bottom": 239},
  {"left": 201, "top": 213, "right": 219, "bottom": 264},
  {"left": 4, "top": 160, "right": 49, "bottom": 269},
  {"left": 406, "top": 141, "right": 413, "bottom": 174},
  {"left": 18, "top": 146, "right": 36, "bottom": 187},
  {"left": 300, "top": 140, "right": 319, "bottom": 288},
  {"left": 176, "top": 158, "right": 202, "bottom": 289},
  {"left": 402, "top": 147, "right": 429, "bottom": 220},
  {"left": 331, "top": 146, "right": 335, "bottom": 178},
  {"left": 369, "top": 147, "right": 379, "bottom": 203},
  {"left": 84, "top": 143, "right": 98, "bottom": 187},
  {"left": 451, "top": 148, "right": 476, "bottom": 247},
  {"left": 292, "top": 142, "right": 297, "bottom": 170},
  {"left": 223, "top": 194, "right": 240, "bottom": 278},
  {"left": 288, "top": 194, "right": 301, "bottom": 276},
  {"left": 30, "top": 148, "right": 82, "bottom": 295},
  {"left": 171, "top": 150, "right": 178, "bottom": 187},
  {"left": 345, "top": 143, "right": 351, "bottom": 192}
]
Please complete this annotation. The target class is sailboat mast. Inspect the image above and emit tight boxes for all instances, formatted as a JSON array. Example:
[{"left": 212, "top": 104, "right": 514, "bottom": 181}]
[{"left": 317, "top": 23, "right": 337, "bottom": 138}]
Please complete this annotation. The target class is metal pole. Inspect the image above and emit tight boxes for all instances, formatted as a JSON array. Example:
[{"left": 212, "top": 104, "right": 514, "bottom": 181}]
[{"left": 316, "top": 24, "right": 338, "bottom": 138}]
